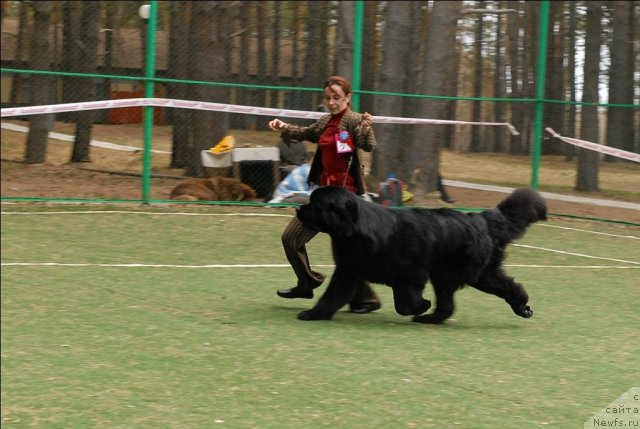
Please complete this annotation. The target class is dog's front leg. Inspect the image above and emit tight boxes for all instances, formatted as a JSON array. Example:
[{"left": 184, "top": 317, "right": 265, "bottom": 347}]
[
  {"left": 470, "top": 269, "right": 533, "bottom": 319},
  {"left": 298, "top": 268, "right": 357, "bottom": 321},
  {"left": 391, "top": 283, "right": 431, "bottom": 316}
]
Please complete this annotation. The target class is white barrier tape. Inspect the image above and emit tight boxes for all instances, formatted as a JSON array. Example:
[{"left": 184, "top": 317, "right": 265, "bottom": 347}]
[
  {"left": 1, "top": 98, "right": 150, "bottom": 118},
  {"left": 373, "top": 116, "right": 520, "bottom": 135},
  {"left": 545, "top": 127, "right": 640, "bottom": 163},
  {"left": 1, "top": 98, "right": 520, "bottom": 135}
]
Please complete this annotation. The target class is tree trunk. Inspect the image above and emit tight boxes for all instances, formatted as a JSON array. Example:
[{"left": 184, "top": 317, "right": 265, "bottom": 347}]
[
  {"left": 234, "top": 1, "right": 250, "bottom": 128},
  {"left": 605, "top": 1, "right": 634, "bottom": 161},
  {"left": 246, "top": 2, "right": 261, "bottom": 130},
  {"left": 522, "top": 2, "right": 539, "bottom": 154},
  {"left": 392, "top": 1, "right": 428, "bottom": 179},
  {"left": 564, "top": 0, "right": 577, "bottom": 160},
  {"left": 60, "top": 0, "right": 81, "bottom": 124},
  {"left": 576, "top": 1, "right": 603, "bottom": 192},
  {"left": 413, "top": 1, "right": 462, "bottom": 194},
  {"left": 291, "top": 2, "right": 302, "bottom": 109},
  {"left": 70, "top": 2, "right": 100, "bottom": 163},
  {"left": 168, "top": 1, "right": 190, "bottom": 168},
  {"left": 25, "top": 1, "right": 53, "bottom": 164},
  {"left": 95, "top": 1, "right": 115, "bottom": 124},
  {"left": 396, "top": 2, "right": 431, "bottom": 174},
  {"left": 470, "top": 1, "right": 484, "bottom": 152},
  {"left": 360, "top": 1, "right": 379, "bottom": 115},
  {"left": 302, "top": 1, "right": 320, "bottom": 109},
  {"left": 542, "top": 0, "right": 565, "bottom": 155},
  {"left": 507, "top": 0, "right": 522, "bottom": 154},
  {"left": 186, "top": 1, "right": 229, "bottom": 177},
  {"left": 271, "top": 1, "right": 281, "bottom": 105},
  {"left": 493, "top": 11, "right": 506, "bottom": 153},
  {"left": 372, "top": 1, "right": 413, "bottom": 180},
  {"left": 1, "top": 0, "right": 7, "bottom": 23},
  {"left": 255, "top": 1, "right": 268, "bottom": 130},
  {"left": 10, "top": 2, "right": 28, "bottom": 105},
  {"left": 632, "top": 6, "right": 639, "bottom": 154},
  {"left": 335, "top": 1, "right": 354, "bottom": 78},
  {"left": 302, "top": 1, "right": 327, "bottom": 109}
]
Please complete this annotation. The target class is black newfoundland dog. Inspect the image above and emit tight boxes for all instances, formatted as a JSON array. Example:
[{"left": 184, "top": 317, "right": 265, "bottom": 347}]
[{"left": 295, "top": 186, "right": 547, "bottom": 324}]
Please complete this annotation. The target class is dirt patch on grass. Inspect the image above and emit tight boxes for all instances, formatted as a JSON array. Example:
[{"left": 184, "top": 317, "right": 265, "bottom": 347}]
[
  {"left": 2, "top": 119, "right": 638, "bottom": 224},
  {"left": 2, "top": 159, "right": 638, "bottom": 224}
]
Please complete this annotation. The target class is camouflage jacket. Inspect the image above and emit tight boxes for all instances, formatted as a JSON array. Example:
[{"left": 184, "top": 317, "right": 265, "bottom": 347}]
[{"left": 280, "top": 110, "right": 376, "bottom": 195}]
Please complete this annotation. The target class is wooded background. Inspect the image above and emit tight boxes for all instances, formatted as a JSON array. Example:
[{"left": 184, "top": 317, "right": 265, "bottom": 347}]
[{"left": 1, "top": 1, "right": 638, "bottom": 193}]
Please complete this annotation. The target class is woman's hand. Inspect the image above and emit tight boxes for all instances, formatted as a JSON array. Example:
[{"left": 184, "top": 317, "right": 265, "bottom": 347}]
[
  {"left": 268, "top": 119, "right": 289, "bottom": 131},
  {"left": 360, "top": 112, "right": 373, "bottom": 133}
]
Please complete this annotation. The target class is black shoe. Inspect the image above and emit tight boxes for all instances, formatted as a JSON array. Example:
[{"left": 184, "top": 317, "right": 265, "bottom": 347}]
[
  {"left": 349, "top": 302, "right": 382, "bottom": 314},
  {"left": 441, "top": 195, "right": 456, "bottom": 204},
  {"left": 277, "top": 286, "right": 313, "bottom": 299}
]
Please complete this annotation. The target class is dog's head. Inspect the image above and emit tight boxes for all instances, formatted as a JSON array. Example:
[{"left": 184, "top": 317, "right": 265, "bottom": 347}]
[
  {"left": 296, "top": 186, "right": 359, "bottom": 236},
  {"left": 497, "top": 187, "right": 548, "bottom": 224},
  {"left": 237, "top": 183, "right": 257, "bottom": 200}
]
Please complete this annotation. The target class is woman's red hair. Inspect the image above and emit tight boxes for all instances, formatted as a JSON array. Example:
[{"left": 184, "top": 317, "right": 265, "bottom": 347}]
[
  {"left": 323, "top": 76, "right": 352, "bottom": 107},
  {"left": 324, "top": 76, "right": 352, "bottom": 95}
]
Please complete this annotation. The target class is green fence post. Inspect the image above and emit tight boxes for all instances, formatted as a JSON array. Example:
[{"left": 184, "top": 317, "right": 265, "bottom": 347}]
[
  {"left": 141, "top": 1, "right": 157, "bottom": 204},
  {"left": 531, "top": 0, "right": 550, "bottom": 190},
  {"left": 351, "top": 0, "right": 364, "bottom": 112}
]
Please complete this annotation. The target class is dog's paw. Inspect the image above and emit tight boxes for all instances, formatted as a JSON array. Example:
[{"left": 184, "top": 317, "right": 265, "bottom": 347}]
[
  {"left": 416, "top": 299, "right": 432, "bottom": 315},
  {"left": 411, "top": 313, "right": 445, "bottom": 324},
  {"left": 513, "top": 304, "right": 533, "bottom": 318},
  {"left": 297, "top": 309, "right": 333, "bottom": 321}
]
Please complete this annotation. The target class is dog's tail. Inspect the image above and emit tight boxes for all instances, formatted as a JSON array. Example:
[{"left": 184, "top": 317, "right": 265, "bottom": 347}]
[{"left": 494, "top": 187, "right": 547, "bottom": 242}]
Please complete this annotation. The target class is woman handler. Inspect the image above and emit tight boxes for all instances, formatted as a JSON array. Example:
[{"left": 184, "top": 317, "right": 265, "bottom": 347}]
[{"left": 268, "top": 76, "right": 381, "bottom": 314}]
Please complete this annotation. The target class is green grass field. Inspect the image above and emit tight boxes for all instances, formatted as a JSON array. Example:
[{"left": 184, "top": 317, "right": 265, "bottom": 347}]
[{"left": 1, "top": 205, "right": 639, "bottom": 429}]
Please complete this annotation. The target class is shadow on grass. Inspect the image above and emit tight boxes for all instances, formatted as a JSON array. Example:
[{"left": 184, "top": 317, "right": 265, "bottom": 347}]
[{"left": 269, "top": 303, "right": 529, "bottom": 332}]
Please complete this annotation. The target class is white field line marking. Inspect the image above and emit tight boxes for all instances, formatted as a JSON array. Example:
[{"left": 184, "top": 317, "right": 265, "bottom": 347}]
[
  {"left": 512, "top": 244, "right": 640, "bottom": 265},
  {"left": 0, "top": 262, "right": 293, "bottom": 268},
  {"left": 1, "top": 211, "right": 293, "bottom": 217},
  {"left": 1, "top": 262, "right": 638, "bottom": 269},
  {"left": 2, "top": 211, "right": 636, "bottom": 238},
  {"left": 537, "top": 223, "right": 639, "bottom": 240},
  {"left": 505, "top": 265, "right": 638, "bottom": 269}
]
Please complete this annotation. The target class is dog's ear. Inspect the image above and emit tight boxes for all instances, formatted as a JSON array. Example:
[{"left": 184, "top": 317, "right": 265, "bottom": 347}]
[{"left": 328, "top": 197, "right": 360, "bottom": 237}]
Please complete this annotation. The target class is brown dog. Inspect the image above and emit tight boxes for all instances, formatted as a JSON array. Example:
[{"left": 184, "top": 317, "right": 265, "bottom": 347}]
[{"left": 170, "top": 177, "right": 257, "bottom": 201}]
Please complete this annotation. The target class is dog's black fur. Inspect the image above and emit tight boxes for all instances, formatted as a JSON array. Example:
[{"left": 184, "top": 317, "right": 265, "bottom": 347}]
[{"left": 295, "top": 186, "right": 547, "bottom": 324}]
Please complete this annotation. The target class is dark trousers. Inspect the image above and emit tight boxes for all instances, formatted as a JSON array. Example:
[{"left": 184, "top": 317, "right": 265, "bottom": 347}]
[{"left": 281, "top": 216, "right": 379, "bottom": 305}]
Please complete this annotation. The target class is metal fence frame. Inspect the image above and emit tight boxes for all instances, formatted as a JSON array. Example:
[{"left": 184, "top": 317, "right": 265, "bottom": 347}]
[{"left": 1, "top": 0, "right": 637, "bottom": 205}]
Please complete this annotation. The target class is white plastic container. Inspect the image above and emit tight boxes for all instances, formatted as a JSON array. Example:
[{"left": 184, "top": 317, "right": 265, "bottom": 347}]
[{"left": 201, "top": 150, "right": 232, "bottom": 168}]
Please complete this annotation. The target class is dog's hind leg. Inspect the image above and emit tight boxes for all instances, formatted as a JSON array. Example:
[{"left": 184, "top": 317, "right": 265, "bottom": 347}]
[
  {"left": 470, "top": 269, "right": 533, "bottom": 318},
  {"left": 412, "top": 279, "right": 457, "bottom": 324},
  {"left": 297, "top": 267, "right": 358, "bottom": 321}
]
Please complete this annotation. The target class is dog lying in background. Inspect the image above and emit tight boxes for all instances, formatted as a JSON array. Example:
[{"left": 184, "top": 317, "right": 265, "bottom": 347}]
[
  {"left": 170, "top": 177, "right": 257, "bottom": 201},
  {"left": 296, "top": 186, "right": 547, "bottom": 324}
]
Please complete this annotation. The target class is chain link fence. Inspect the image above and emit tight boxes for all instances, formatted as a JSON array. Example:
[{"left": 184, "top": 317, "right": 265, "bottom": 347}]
[{"left": 1, "top": 1, "right": 638, "bottom": 205}]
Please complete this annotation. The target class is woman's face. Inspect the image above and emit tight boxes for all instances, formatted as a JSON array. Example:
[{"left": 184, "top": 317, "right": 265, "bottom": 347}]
[{"left": 323, "top": 84, "right": 350, "bottom": 115}]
